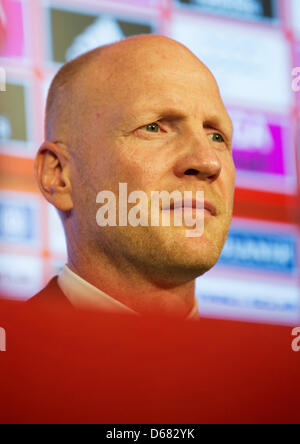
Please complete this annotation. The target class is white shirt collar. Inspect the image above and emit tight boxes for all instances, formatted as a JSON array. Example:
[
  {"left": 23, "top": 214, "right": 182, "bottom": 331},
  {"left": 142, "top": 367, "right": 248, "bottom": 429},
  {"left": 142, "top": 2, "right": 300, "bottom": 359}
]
[{"left": 58, "top": 265, "right": 199, "bottom": 319}]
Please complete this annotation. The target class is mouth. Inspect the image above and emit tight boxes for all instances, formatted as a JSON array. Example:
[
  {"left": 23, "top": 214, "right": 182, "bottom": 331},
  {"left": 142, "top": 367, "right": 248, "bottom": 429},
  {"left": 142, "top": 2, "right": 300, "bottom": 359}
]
[{"left": 162, "top": 199, "right": 217, "bottom": 216}]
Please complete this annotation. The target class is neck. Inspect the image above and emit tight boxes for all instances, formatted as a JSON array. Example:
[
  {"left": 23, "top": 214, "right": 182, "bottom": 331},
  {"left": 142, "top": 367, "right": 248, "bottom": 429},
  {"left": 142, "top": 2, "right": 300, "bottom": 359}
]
[{"left": 67, "top": 250, "right": 196, "bottom": 318}]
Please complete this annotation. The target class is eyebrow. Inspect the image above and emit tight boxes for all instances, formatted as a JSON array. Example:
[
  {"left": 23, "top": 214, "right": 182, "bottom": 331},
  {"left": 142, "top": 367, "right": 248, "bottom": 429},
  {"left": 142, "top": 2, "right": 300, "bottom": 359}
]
[
  {"left": 155, "top": 108, "right": 233, "bottom": 136},
  {"left": 143, "top": 107, "right": 188, "bottom": 122},
  {"left": 203, "top": 114, "right": 233, "bottom": 134},
  {"left": 145, "top": 106, "right": 232, "bottom": 124},
  {"left": 125, "top": 104, "right": 233, "bottom": 138}
]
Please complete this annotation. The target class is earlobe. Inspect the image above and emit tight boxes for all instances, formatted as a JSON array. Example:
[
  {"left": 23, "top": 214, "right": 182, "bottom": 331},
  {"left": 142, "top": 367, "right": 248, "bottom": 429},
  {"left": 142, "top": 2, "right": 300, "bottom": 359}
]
[{"left": 34, "top": 141, "right": 74, "bottom": 211}]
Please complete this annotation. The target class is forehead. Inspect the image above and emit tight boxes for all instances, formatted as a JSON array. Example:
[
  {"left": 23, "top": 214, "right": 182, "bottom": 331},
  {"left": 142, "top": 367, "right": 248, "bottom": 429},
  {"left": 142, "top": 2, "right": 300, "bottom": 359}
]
[{"left": 82, "top": 44, "right": 231, "bottom": 128}]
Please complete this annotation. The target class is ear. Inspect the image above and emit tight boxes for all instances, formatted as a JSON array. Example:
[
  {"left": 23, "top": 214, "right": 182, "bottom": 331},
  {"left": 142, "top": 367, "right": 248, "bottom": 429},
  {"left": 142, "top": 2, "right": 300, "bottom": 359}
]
[{"left": 34, "top": 141, "right": 74, "bottom": 211}]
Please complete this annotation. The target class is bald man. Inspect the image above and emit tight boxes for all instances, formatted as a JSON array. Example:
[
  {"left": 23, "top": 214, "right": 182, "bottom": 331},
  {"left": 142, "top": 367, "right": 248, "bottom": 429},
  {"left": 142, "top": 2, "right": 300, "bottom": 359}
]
[{"left": 30, "top": 35, "right": 235, "bottom": 318}]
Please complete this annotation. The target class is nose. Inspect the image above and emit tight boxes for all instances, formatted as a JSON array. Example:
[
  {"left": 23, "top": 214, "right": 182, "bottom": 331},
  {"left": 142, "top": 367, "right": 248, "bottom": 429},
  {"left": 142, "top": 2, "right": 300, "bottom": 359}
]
[{"left": 173, "top": 130, "right": 222, "bottom": 182}]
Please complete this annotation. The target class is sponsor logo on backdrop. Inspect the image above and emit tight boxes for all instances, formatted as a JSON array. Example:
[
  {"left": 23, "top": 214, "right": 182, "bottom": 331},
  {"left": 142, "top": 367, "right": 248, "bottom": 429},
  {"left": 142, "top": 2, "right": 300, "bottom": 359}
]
[
  {"left": 0, "top": 194, "right": 41, "bottom": 247},
  {"left": 293, "top": 46, "right": 300, "bottom": 101},
  {"left": 293, "top": 67, "right": 300, "bottom": 93},
  {"left": 0, "top": 254, "right": 43, "bottom": 300},
  {"left": 196, "top": 274, "right": 299, "bottom": 325},
  {"left": 0, "top": 0, "right": 24, "bottom": 58},
  {"left": 219, "top": 229, "right": 297, "bottom": 274},
  {"left": 176, "top": 0, "right": 278, "bottom": 22},
  {"left": 230, "top": 109, "right": 286, "bottom": 176},
  {"left": 196, "top": 219, "right": 300, "bottom": 324},
  {"left": 0, "top": 82, "right": 27, "bottom": 144},
  {"left": 65, "top": 16, "right": 124, "bottom": 61},
  {"left": 171, "top": 16, "right": 292, "bottom": 113},
  {"left": 48, "top": 6, "right": 154, "bottom": 63}
]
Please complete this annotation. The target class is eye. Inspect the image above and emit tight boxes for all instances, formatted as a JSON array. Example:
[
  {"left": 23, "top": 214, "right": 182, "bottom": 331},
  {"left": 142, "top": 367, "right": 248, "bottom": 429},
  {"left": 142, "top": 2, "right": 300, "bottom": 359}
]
[
  {"left": 209, "top": 132, "right": 225, "bottom": 143},
  {"left": 143, "top": 123, "right": 160, "bottom": 133}
]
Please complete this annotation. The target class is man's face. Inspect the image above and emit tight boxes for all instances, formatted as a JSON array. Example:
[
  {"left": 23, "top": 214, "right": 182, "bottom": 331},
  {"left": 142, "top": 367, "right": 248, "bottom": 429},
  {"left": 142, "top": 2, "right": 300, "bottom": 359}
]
[{"left": 69, "top": 41, "right": 236, "bottom": 283}]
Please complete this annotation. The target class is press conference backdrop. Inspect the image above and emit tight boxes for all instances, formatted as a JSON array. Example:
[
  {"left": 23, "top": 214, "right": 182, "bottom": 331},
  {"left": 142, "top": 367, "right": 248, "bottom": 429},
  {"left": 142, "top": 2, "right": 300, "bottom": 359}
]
[{"left": 0, "top": 0, "right": 300, "bottom": 326}]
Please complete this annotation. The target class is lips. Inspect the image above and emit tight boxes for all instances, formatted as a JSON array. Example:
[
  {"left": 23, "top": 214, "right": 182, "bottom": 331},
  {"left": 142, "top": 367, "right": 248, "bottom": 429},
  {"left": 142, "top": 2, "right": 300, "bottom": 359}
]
[
  {"left": 203, "top": 201, "right": 217, "bottom": 216},
  {"left": 162, "top": 199, "right": 217, "bottom": 216}
]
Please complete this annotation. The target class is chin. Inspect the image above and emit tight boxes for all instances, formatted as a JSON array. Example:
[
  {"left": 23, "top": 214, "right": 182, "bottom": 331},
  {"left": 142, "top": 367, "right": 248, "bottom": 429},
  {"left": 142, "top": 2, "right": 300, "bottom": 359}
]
[
  {"left": 154, "top": 240, "right": 222, "bottom": 281},
  {"left": 121, "top": 226, "right": 226, "bottom": 281},
  {"left": 178, "top": 236, "right": 224, "bottom": 271},
  {"left": 175, "top": 254, "right": 219, "bottom": 276},
  {"left": 154, "top": 258, "right": 217, "bottom": 286}
]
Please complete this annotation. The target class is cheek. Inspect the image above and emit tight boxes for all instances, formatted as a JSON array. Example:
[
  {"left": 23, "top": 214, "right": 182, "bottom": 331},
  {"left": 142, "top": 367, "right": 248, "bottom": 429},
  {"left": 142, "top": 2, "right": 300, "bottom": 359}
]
[
  {"left": 115, "top": 141, "right": 166, "bottom": 189},
  {"left": 222, "top": 156, "right": 236, "bottom": 193},
  {"left": 217, "top": 157, "right": 236, "bottom": 216},
  {"left": 230, "top": 159, "right": 236, "bottom": 198}
]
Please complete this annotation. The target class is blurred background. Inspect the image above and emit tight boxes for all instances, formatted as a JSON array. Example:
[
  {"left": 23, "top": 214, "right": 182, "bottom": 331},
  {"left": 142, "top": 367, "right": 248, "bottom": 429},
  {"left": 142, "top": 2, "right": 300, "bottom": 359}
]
[{"left": 0, "top": 0, "right": 299, "bottom": 326}]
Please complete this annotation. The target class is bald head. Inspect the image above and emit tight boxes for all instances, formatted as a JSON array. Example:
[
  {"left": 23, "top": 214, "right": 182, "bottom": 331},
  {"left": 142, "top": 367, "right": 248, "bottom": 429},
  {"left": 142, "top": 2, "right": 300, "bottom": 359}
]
[{"left": 45, "top": 34, "right": 218, "bottom": 143}]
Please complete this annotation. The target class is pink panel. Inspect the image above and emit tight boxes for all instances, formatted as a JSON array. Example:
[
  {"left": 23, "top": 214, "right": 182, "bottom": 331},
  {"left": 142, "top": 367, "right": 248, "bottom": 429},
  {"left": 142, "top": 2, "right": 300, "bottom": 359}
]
[{"left": 0, "top": 0, "right": 24, "bottom": 58}]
